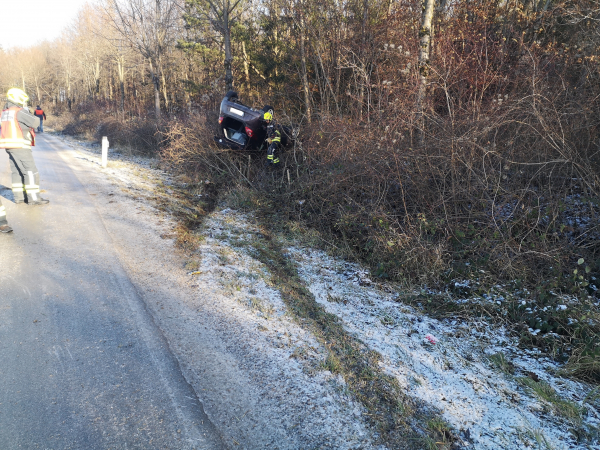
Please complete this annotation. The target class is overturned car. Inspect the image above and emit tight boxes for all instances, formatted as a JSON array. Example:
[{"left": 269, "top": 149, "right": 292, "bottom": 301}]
[{"left": 214, "top": 91, "right": 293, "bottom": 150}]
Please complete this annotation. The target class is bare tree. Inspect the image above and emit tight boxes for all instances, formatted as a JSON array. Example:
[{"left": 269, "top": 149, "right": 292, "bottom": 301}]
[
  {"left": 54, "top": 37, "right": 78, "bottom": 109},
  {"left": 68, "top": 5, "right": 113, "bottom": 101},
  {"left": 106, "top": 0, "right": 182, "bottom": 118}
]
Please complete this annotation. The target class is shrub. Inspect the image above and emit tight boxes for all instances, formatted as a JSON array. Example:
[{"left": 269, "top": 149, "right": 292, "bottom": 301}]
[{"left": 58, "top": 100, "right": 161, "bottom": 155}]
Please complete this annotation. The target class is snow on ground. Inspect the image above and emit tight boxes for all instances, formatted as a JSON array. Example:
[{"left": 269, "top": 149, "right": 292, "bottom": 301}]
[
  {"left": 288, "top": 247, "right": 600, "bottom": 449},
  {"left": 54, "top": 133, "right": 600, "bottom": 449},
  {"left": 189, "top": 208, "right": 385, "bottom": 449}
]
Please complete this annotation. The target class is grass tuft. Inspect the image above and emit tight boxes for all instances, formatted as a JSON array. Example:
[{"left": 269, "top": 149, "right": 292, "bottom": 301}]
[
  {"left": 517, "top": 377, "right": 584, "bottom": 425},
  {"left": 322, "top": 352, "right": 342, "bottom": 374},
  {"left": 488, "top": 352, "right": 515, "bottom": 375}
]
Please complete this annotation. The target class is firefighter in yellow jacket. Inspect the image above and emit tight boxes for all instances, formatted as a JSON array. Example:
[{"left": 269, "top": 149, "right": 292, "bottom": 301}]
[
  {"left": 0, "top": 88, "right": 49, "bottom": 206},
  {"left": 262, "top": 112, "right": 281, "bottom": 165}
]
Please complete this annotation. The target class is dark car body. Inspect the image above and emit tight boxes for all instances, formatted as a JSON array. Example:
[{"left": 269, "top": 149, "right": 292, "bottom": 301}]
[{"left": 214, "top": 91, "right": 291, "bottom": 150}]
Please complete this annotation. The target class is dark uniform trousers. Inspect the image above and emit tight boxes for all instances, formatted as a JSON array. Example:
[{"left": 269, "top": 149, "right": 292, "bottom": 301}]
[
  {"left": 266, "top": 124, "right": 281, "bottom": 165},
  {"left": 6, "top": 148, "right": 42, "bottom": 203}
]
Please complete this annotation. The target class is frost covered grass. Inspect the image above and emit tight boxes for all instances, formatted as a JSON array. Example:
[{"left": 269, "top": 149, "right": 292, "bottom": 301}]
[
  {"left": 241, "top": 227, "right": 444, "bottom": 449},
  {"left": 197, "top": 202, "right": 599, "bottom": 448},
  {"left": 192, "top": 208, "right": 439, "bottom": 448},
  {"left": 398, "top": 268, "right": 600, "bottom": 385},
  {"left": 214, "top": 186, "right": 600, "bottom": 447},
  {"left": 517, "top": 377, "right": 584, "bottom": 426},
  {"left": 220, "top": 184, "right": 600, "bottom": 387},
  {"left": 285, "top": 245, "right": 600, "bottom": 449},
  {"left": 488, "top": 352, "right": 515, "bottom": 375}
]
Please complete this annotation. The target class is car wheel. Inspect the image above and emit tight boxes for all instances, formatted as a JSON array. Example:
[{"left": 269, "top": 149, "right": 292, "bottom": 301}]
[
  {"left": 226, "top": 90, "right": 238, "bottom": 99},
  {"left": 262, "top": 105, "right": 274, "bottom": 116}
]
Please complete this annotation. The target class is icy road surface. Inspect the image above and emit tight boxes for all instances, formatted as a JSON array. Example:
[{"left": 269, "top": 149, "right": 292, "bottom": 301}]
[{"left": 0, "top": 135, "right": 224, "bottom": 449}]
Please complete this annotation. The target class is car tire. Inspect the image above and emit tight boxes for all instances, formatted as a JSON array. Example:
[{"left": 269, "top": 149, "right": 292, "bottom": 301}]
[
  {"left": 261, "top": 105, "right": 274, "bottom": 116},
  {"left": 226, "top": 90, "right": 238, "bottom": 100}
]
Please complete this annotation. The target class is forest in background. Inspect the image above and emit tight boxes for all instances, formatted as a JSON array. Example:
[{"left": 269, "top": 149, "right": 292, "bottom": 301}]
[{"left": 1, "top": 0, "right": 600, "bottom": 380}]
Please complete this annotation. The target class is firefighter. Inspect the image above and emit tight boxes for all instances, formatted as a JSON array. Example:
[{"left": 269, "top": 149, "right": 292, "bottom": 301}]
[
  {"left": 0, "top": 199, "right": 13, "bottom": 233},
  {"left": 34, "top": 105, "right": 47, "bottom": 132},
  {"left": 0, "top": 88, "right": 49, "bottom": 205},
  {"left": 263, "top": 111, "right": 281, "bottom": 165}
]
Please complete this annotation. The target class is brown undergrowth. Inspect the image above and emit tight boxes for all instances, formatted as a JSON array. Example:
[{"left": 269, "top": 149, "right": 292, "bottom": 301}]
[
  {"left": 158, "top": 81, "right": 600, "bottom": 381},
  {"left": 50, "top": 101, "right": 162, "bottom": 155},
  {"left": 155, "top": 115, "right": 457, "bottom": 448}
]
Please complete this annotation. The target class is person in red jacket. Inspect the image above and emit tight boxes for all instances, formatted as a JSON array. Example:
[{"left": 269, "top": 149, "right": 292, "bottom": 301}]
[{"left": 34, "top": 105, "right": 46, "bottom": 132}]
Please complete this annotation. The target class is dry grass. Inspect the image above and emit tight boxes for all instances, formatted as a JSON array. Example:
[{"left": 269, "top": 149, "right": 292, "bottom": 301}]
[
  {"left": 560, "top": 348, "right": 600, "bottom": 383},
  {"left": 488, "top": 352, "right": 515, "bottom": 375},
  {"left": 53, "top": 101, "right": 162, "bottom": 155},
  {"left": 518, "top": 377, "right": 585, "bottom": 426}
]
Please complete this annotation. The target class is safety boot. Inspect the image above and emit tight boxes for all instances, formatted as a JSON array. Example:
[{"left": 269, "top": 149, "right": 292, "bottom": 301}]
[
  {"left": 28, "top": 198, "right": 50, "bottom": 205},
  {"left": 0, "top": 224, "right": 13, "bottom": 233}
]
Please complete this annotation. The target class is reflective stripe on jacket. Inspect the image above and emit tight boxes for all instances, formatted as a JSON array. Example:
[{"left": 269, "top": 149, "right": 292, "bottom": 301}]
[
  {"left": 267, "top": 124, "right": 281, "bottom": 144},
  {"left": 0, "top": 107, "right": 33, "bottom": 149}
]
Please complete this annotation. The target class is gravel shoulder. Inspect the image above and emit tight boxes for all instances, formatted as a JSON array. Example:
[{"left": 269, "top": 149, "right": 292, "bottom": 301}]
[{"left": 48, "top": 133, "right": 600, "bottom": 450}]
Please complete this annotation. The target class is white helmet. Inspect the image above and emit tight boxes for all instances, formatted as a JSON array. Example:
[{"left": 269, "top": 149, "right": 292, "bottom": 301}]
[{"left": 7, "top": 88, "right": 29, "bottom": 107}]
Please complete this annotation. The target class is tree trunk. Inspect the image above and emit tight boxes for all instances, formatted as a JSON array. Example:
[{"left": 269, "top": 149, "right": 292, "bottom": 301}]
[
  {"left": 95, "top": 59, "right": 101, "bottom": 99},
  {"left": 242, "top": 40, "right": 251, "bottom": 96},
  {"left": 416, "top": 0, "right": 436, "bottom": 144},
  {"left": 35, "top": 77, "right": 41, "bottom": 104},
  {"left": 184, "top": 71, "right": 191, "bottom": 112},
  {"left": 299, "top": 12, "right": 312, "bottom": 123},
  {"left": 67, "top": 74, "right": 72, "bottom": 111},
  {"left": 159, "top": 54, "right": 169, "bottom": 110},
  {"left": 273, "top": 26, "right": 279, "bottom": 78},
  {"left": 223, "top": 5, "right": 234, "bottom": 92},
  {"left": 149, "top": 60, "right": 161, "bottom": 119},
  {"left": 117, "top": 56, "right": 125, "bottom": 113},
  {"left": 161, "top": 69, "right": 169, "bottom": 111}
]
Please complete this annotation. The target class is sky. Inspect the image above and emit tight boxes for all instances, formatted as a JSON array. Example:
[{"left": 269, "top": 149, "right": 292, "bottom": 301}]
[{"left": 0, "top": 0, "right": 91, "bottom": 50}]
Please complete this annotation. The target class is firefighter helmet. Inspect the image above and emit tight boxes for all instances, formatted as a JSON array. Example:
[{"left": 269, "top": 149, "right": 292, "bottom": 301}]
[
  {"left": 263, "top": 111, "right": 273, "bottom": 121},
  {"left": 7, "top": 88, "right": 29, "bottom": 107}
]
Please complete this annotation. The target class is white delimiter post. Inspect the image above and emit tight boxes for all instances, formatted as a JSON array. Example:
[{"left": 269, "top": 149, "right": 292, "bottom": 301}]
[{"left": 101, "top": 136, "right": 109, "bottom": 168}]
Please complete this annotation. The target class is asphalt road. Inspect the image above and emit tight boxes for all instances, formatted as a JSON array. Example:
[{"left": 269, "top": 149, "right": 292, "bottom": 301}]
[{"left": 0, "top": 134, "right": 225, "bottom": 450}]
